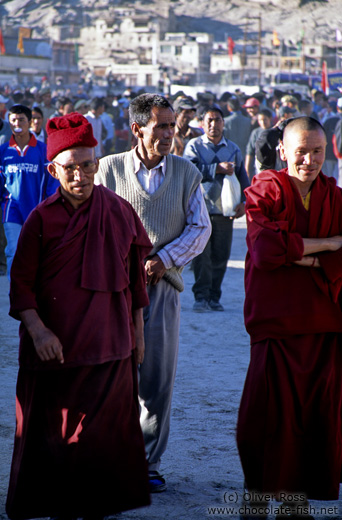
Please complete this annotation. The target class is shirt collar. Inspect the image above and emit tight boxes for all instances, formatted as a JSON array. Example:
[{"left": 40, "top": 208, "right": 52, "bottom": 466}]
[
  {"left": 44, "top": 186, "right": 63, "bottom": 206},
  {"left": 133, "top": 146, "right": 167, "bottom": 176},
  {"left": 45, "top": 186, "right": 94, "bottom": 212},
  {"left": 202, "top": 134, "right": 227, "bottom": 147},
  {"left": 9, "top": 132, "right": 37, "bottom": 155}
]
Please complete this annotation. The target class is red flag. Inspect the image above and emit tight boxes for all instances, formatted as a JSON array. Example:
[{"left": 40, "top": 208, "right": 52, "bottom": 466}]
[
  {"left": 0, "top": 29, "right": 5, "bottom": 55},
  {"left": 228, "top": 36, "right": 235, "bottom": 63},
  {"left": 321, "top": 60, "right": 329, "bottom": 95}
]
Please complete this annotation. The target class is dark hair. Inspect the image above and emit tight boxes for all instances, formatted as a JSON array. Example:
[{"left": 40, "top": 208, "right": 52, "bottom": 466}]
[
  {"left": 298, "top": 99, "right": 312, "bottom": 110},
  {"left": 90, "top": 96, "right": 105, "bottom": 111},
  {"left": 129, "top": 93, "right": 173, "bottom": 127},
  {"left": 282, "top": 116, "right": 326, "bottom": 141},
  {"left": 258, "top": 108, "right": 273, "bottom": 119},
  {"left": 12, "top": 92, "right": 24, "bottom": 104},
  {"left": 56, "top": 97, "right": 72, "bottom": 110},
  {"left": 201, "top": 105, "right": 224, "bottom": 120},
  {"left": 219, "top": 91, "right": 232, "bottom": 103},
  {"left": 31, "top": 106, "right": 43, "bottom": 117},
  {"left": 9, "top": 104, "right": 32, "bottom": 121},
  {"left": 227, "top": 97, "right": 241, "bottom": 112}
]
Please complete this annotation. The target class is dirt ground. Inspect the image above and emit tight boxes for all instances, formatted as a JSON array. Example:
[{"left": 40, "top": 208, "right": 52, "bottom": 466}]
[{"left": 0, "top": 218, "right": 341, "bottom": 520}]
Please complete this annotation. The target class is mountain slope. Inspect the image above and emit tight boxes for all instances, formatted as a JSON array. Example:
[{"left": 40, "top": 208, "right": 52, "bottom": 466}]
[{"left": 0, "top": 0, "right": 340, "bottom": 47}]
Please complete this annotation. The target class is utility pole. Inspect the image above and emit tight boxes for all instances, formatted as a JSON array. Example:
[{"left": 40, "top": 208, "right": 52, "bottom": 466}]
[
  {"left": 240, "top": 15, "right": 262, "bottom": 86},
  {"left": 257, "top": 14, "right": 262, "bottom": 86},
  {"left": 301, "top": 30, "right": 305, "bottom": 74},
  {"left": 240, "top": 18, "right": 248, "bottom": 84}
]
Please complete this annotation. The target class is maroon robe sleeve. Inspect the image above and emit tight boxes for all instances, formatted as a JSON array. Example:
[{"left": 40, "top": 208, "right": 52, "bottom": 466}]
[
  {"left": 319, "top": 249, "right": 342, "bottom": 286},
  {"left": 245, "top": 173, "right": 304, "bottom": 270},
  {"left": 308, "top": 175, "right": 342, "bottom": 303}
]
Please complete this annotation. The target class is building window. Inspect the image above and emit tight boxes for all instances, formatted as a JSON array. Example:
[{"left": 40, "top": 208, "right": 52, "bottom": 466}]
[{"left": 127, "top": 75, "right": 138, "bottom": 86}]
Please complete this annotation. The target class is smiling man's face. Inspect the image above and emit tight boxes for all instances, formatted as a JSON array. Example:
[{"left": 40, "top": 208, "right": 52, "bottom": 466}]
[{"left": 279, "top": 127, "right": 326, "bottom": 193}]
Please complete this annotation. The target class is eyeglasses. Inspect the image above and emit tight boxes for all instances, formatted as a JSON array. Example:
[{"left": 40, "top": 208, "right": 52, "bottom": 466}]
[{"left": 53, "top": 160, "right": 97, "bottom": 176}]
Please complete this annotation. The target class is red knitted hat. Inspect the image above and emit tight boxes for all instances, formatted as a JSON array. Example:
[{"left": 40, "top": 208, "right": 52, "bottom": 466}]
[{"left": 46, "top": 112, "right": 98, "bottom": 161}]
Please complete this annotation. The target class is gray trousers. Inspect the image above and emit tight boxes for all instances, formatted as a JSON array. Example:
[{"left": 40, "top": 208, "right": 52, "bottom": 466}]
[{"left": 139, "top": 279, "right": 180, "bottom": 472}]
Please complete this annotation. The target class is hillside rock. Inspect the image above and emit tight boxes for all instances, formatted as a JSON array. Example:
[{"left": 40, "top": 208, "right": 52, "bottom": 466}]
[{"left": 0, "top": 0, "right": 340, "bottom": 48}]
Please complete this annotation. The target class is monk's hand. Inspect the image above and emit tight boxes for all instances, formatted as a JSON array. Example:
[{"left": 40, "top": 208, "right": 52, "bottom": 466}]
[
  {"left": 145, "top": 255, "right": 166, "bottom": 285},
  {"left": 233, "top": 202, "right": 246, "bottom": 219},
  {"left": 294, "top": 256, "right": 320, "bottom": 268},
  {"left": 327, "top": 235, "right": 342, "bottom": 251},
  {"left": 32, "top": 327, "right": 65, "bottom": 363},
  {"left": 135, "top": 335, "right": 145, "bottom": 365},
  {"left": 19, "top": 309, "right": 64, "bottom": 364}
]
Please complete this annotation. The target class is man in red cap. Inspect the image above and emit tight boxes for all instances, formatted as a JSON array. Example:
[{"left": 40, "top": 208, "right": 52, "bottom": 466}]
[
  {"left": 243, "top": 97, "right": 260, "bottom": 130},
  {"left": 6, "top": 113, "right": 152, "bottom": 520}
]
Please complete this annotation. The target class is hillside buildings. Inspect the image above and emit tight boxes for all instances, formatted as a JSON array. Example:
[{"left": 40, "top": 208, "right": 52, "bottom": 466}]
[{"left": 0, "top": 4, "right": 341, "bottom": 91}]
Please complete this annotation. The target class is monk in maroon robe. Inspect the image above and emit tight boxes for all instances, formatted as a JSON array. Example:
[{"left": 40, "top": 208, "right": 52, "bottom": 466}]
[
  {"left": 6, "top": 113, "right": 152, "bottom": 520},
  {"left": 237, "top": 117, "right": 342, "bottom": 519}
]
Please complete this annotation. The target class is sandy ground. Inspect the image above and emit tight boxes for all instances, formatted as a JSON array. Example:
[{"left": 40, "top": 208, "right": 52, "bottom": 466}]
[{"left": 0, "top": 217, "right": 341, "bottom": 520}]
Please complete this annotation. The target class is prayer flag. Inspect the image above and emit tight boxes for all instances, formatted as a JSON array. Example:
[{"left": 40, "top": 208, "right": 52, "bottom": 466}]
[
  {"left": 17, "top": 32, "right": 24, "bottom": 54},
  {"left": 17, "top": 27, "right": 32, "bottom": 54},
  {"left": 0, "top": 29, "right": 5, "bottom": 54},
  {"left": 272, "top": 31, "right": 280, "bottom": 47},
  {"left": 321, "top": 60, "right": 329, "bottom": 95},
  {"left": 228, "top": 36, "right": 235, "bottom": 62}
]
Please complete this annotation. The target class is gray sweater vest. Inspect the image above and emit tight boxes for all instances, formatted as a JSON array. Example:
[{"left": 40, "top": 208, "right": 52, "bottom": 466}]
[{"left": 97, "top": 150, "right": 202, "bottom": 292}]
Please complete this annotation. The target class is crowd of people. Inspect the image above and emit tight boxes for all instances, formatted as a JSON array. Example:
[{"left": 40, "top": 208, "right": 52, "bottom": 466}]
[{"left": 1, "top": 79, "right": 342, "bottom": 520}]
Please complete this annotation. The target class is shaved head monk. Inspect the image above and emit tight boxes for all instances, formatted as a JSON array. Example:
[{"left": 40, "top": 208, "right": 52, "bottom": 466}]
[
  {"left": 237, "top": 117, "right": 342, "bottom": 520},
  {"left": 6, "top": 113, "right": 152, "bottom": 520}
]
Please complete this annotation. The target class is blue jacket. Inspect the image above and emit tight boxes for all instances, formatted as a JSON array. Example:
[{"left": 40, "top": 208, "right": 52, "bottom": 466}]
[{"left": 0, "top": 133, "right": 59, "bottom": 224}]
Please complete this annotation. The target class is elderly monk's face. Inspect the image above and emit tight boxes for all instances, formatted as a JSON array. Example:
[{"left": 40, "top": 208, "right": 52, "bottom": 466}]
[
  {"left": 279, "top": 127, "right": 326, "bottom": 193},
  {"left": 48, "top": 147, "right": 99, "bottom": 210}
]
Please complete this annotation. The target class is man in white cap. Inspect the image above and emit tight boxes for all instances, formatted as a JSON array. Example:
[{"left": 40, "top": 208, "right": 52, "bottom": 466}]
[
  {"left": 171, "top": 96, "right": 202, "bottom": 156},
  {"left": 0, "top": 93, "right": 9, "bottom": 121}
]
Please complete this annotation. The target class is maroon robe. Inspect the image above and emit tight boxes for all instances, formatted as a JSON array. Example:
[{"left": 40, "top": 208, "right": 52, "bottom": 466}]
[
  {"left": 7, "top": 185, "right": 152, "bottom": 519},
  {"left": 237, "top": 169, "right": 342, "bottom": 500}
]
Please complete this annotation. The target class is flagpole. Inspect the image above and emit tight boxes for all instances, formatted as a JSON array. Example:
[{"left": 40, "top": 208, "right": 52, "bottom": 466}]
[
  {"left": 336, "top": 29, "right": 342, "bottom": 71},
  {"left": 336, "top": 32, "right": 339, "bottom": 71},
  {"left": 257, "top": 14, "right": 261, "bottom": 87}
]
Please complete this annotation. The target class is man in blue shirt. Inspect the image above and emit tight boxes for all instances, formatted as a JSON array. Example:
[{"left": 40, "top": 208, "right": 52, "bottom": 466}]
[
  {"left": 0, "top": 104, "right": 59, "bottom": 279},
  {"left": 184, "top": 106, "right": 249, "bottom": 312}
]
